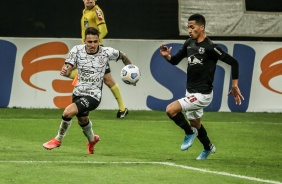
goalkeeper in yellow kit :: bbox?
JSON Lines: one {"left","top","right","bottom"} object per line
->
{"left": 69, "top": 0, "right": 128, "bottom": 118}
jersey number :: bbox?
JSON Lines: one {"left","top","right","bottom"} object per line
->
{"left": 188, "top": 95, "right": 197, "bottom": 103}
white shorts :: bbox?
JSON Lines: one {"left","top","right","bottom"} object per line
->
{"left": 178, "top": 91, "right": 213, "bottom": 120}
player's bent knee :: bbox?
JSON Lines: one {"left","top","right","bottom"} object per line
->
{"left": 166, "top": 107, "right": 175, "bottom": 117}
{"left": 189, "top": 119, "right": 201, "bottom": 129}
{"left": 104, "top": 80, "right": 116, "bottom": 88}
{"left": 77, "top": 116, "right": 89, "bottom": 126}
{"left": 103, "top": 73, "right": 116, "bottom": 87}
{"left": 62, "top": 111, "right": 73, "bottom": 119}
{"left": 63, "top": 103, "right": 78, "bottom": 118}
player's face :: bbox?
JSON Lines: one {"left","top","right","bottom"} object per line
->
{"left": 84, "top": 34, "right": 99, "bottom": 54}
{"left": 83, "top": 0, "right": 95, "bottom": 8}
{"left": 188, "top": 20, "right": 204, "bottom": 40}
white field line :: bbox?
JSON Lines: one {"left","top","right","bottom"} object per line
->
{"left": 0, "top": 161, "right": 281, "bottom": 184}
{"left": 1, "top": 118, "right": 281, "bottom": 125}
{"left": 160, "top": 162, "right": 282, "bottom": 184}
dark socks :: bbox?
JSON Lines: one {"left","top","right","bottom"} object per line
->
{"left": 169, "top": 112, "right": 193, "bottom": 134}
{"left": 62, "top": 116, "right": 72, "bottom": 121}
{"left": 197, "top": 124, "right": 212, "bottom": 150}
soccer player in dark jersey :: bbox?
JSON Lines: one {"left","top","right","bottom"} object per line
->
{"left": 160, "top": 14, "right": 244, "bottom": 160}
{"left": 43, "top": 27, "right": 134, "bottom": 154}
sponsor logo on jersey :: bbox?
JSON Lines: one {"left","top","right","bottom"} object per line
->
{"left": 80, "top": 97, "right": 90, "bottom": 108}
{"left": 188, "top": 55, "right": 203, "bottom": 65}
{"left": 81, "top": 69, "right": 94, "bottom": 74}
{"left": 198, "top": 47, "right": 205, "bottom": 54}
{"left": 213, "top": 47, "right": 222, "bottom": 55}
{"left": 95, "top": 9, "right": 103, "bottom": 21}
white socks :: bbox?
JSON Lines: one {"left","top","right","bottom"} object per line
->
{"left": 55, "top": 119, "right": 72, "bottom": 142}
{"left": 81, "top": 120, "right": 94, "bottom": 143}
{"left": 54, "top": 118, "right": 95, "bottom": 143}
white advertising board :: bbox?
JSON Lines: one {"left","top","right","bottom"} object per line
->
{"left": 0, "top": 37, "right": 281, "bottom": 112}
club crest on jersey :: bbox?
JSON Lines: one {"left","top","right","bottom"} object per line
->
{"left": 84, "top": 21, "right": 89, "bottom": 28}
{"left": 198, "top": 47, "right": 205, "bottom": 54}
{"left": 97, "top": 56, "right": 105, "bottom": 65}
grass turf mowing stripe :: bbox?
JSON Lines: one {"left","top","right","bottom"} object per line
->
{"left": 0, "top": 160, "right": 281, "bottom": 184}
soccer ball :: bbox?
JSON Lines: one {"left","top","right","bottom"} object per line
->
{"left": 120, "top": 64, "right": 141, "bottom": 85}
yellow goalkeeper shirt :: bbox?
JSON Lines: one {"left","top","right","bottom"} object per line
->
{"left": 81, "top": 5, "right": 107, "bottom": 45}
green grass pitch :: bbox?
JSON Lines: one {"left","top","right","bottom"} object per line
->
{"left": 0, "top": 108, "right": 281, "bottom": 184}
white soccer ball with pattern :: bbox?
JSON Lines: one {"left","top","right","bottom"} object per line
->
{"left": 120, "top": 64, "right": 141, "bottom": 85}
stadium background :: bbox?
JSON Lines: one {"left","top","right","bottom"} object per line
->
{"left": 0, "top": 0, "right": 282, "bottom": 112}
{"left": 0, "top": 2, "right": 281, "bottom": 183}
{"left": 1, "top": 0, "right": 282, "bottom": 41}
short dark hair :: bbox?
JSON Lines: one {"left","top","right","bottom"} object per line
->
{"left": 85, "top": 27, "right": 100, "bottom": 37}
{"left": 188, "top": 14, "right": 206, "bottom": 27}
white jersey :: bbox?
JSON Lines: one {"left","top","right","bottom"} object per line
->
{"left": 65, "top": 45, "right": 120, "bottom": 101}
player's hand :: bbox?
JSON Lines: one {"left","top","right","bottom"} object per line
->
{"left": 160, "top": 44, "right": 172, "bottom": 58}
{"left": 228, "top": 86, "right": 244, "bottom": 105}
{"left": 60, "top": 67, "right": 68, "bottom": 76}
{"left": 60, "top": 64, "right": 71, "bottom": 76}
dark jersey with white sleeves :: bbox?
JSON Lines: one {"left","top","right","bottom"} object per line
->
{"left": 65, "top": 45, "right": 119, "bottom": 101}
{"left": 169, "top": 37, "right": 238, "bottom": 94}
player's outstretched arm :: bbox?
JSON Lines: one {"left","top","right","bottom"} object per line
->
{"left": 119, "top": 51, "right": 132, "bottom": 66}
{"left": 228, "top": 79, "right": 244, "bottom": 105}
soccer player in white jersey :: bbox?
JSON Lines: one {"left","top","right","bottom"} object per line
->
{"left": 70, "top": 0, "right": 129, "bottom": 119}
{"left": 43, "top": 27, "right": 134, "bottom": 154}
